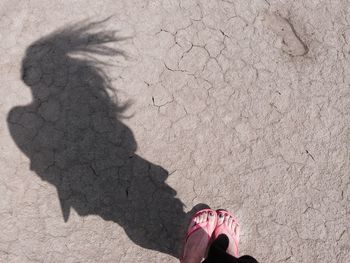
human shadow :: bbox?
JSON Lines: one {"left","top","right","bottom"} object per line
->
{"left": 7, "top": 20, "right": 186, "bottom": 257}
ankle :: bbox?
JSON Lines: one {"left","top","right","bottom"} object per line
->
{"left": 181, "top": 259, "right": 200, "bottom": 263}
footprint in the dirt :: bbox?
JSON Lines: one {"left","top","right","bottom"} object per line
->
{"left": 264, "top": 12, "right": 308, "bottom": 56}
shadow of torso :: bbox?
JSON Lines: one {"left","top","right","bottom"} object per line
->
{"left": 7, "top": 22, "right": 186, "bottom": 257}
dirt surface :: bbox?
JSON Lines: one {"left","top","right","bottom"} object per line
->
{"left": 1, "top": 0, "right": 349, "bottom": 262}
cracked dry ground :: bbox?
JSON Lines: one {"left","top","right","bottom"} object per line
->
{"left": 0, "top": 0, "right": 349, "bottom": 262}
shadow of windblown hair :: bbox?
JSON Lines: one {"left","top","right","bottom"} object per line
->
{"left": 22, "top": 19, "right": 129, "bottom": 116}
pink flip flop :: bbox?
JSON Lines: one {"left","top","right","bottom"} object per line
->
{"left": 181, "top": 208, "right": 218, "bottom": 260}
{"left": 213, "top": 209, "right": 240, "bottom": 257}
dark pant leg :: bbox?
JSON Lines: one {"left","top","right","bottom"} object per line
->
{"left": 238, "top": 256, "right": 259, "bottom": 263}
{"left": 202, "top": 234, "right": 259, "bottom": 263}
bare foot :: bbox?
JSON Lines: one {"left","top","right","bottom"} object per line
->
{"left": 213, "top": 210, "right": 240, "bottom": 257}
{"left": 181, "top": 209, "right": 217, "bottom": 263}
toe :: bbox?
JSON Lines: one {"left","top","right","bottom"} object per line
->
{"left": 224, "top": 215, "right": 230, "bottom": 225}
{"left": 208, "top": 211, "right": 216, "bottom": 230}
{"left": 229, "top": 217, "right": 234, "bottom": 229}
{"left": 227, "top": 216, "right": 232, "bottom": 228}
{"left": 217, "top": 213, "right": 224, "bottom": 225}
{"left": 208, "top": 210, "right": 216, "bottom": 223}
{"left": 194, "top": 214, "right": 200, "bottom": 224}
{"left": 188, "top": 217, "right": 197, "bottom": 232}
{"left": 202, "top": 211, "right": 208, "bottom": 223}
{"left": 199, "top": 212, "right": 205, "bottom": 223}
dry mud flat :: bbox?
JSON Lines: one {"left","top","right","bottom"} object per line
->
{"left": 264, "top": 12, "right": 308, "bottom": 56}
{"left": 0, "top": 0, "right": 349, "bottom": 262}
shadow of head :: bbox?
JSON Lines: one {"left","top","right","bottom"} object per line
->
{"left": 21, "top": 19, "right": 127, "bottom": 103}
{"left": 8, "top": 19, "right": 187, "bottom": 257}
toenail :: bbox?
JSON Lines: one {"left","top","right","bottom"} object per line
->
{"left": 209, "top": 212, "right": 214, "bottom": 216}
{"left": 219, "top": 213, "right": 224, "bottom": 218}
